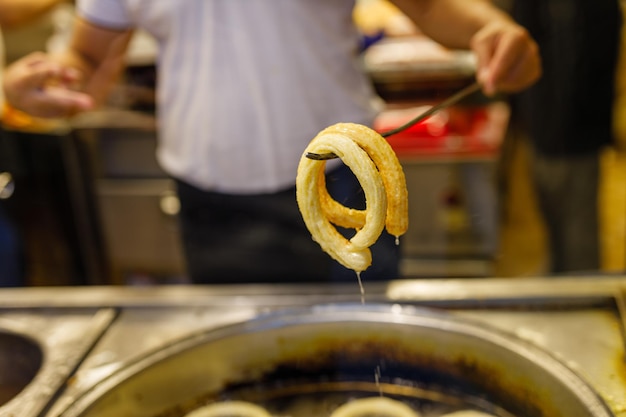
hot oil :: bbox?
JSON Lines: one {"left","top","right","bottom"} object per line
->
{"left": 159, "top": 381, "right": 513, "bottom": 417}
{"left": 156, "top": 311, "right": 524, "bottom": 417}
{"left": 245, "top": 391, "right": 460, "bottom": 417}
{"left": 154, "top": 334, "right": 517, "bottom": 417}
{"left": 250, "top": 391, "right": 481, "bottom": 417}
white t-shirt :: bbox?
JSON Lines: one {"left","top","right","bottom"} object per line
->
{"left": 77, "top": 0, "right": 381, "bottom": 193}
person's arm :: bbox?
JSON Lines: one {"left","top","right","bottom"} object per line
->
{"left": 3, "top": 16, "right": 133, "bottom": 118}
{"left": 63, "top": 17, "right": 134, "bottom": 103}
{"left": 0, "top": 0, "right": 66, "bottom": 29}
{"left": 389, "top": 0, "right": 541, "bottom": 95}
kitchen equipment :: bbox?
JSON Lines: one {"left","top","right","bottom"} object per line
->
{"left": 0, "top": 329, "right": 42, "bottom": 406}
{"left": 362, "top": 36, "right": 478, "bottom": 101}
{"left": 306, "top": 81, "right": 482, "bottom": 161}
{"left": 71, "top": 113, "right": 187, "bottom": 284}
{"left": 0, "top": 308, "right": 117, "bottom": 417}
{"left": 0, "top": 128, "right": 102, "bottom": 285}
{"left": 57, "top": 303, "right": 612, "bottom": 417}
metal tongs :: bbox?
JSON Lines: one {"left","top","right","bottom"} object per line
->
{"left": 306, "top": 81, "right": 482, "bottom": 160}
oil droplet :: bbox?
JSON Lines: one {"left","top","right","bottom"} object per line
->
{"left": 356, "top": 271, "right": 365, "bottom": 304}
{"left": 375, "top": 365, "right": 383, "bottom": 396}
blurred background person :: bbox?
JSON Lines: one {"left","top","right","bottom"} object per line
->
{"left": 3, "top": 0, "right": 541, "bottom": 284}
{"left": 0, "top": 0, "right": 69, "bottom": 286}
{"left": 500, "top": 0, "right": 622, "bottom": 274}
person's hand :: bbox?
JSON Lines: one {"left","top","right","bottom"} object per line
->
{"left": 3, "top": 52, "right": 95, "bottom": 118}
{"left": 470, "top": 20, "right": 542, "bottom": 96}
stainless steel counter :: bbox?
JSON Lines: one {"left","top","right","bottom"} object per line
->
{"left": 1, "top": 276, "right": 625, "bottom": 416}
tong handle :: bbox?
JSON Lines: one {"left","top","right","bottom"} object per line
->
{"left": 306, "top": 81, "right": 482, "bottom": 161}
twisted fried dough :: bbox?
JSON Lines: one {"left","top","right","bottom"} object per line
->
{"left": 329, "top": 396, "right": 421, "bottom": 417}
{"left": 184, "top": 401, "right": 272, "bottom": 417}
{"left": 296, "top": 123, "right": 408, "bottom": 272}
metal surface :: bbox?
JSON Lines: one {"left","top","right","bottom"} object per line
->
{"left": 0, "top": 278, "right": 623, "bottom": 416}
{"left": 399, "top": 160, "right": 498, "bottom": 277}
{"left": 306, "top": 81, "right": 482, "bottom": 160}
{"left": 55, "top": 303, "right": 613, "bottom": 417}
{"left": 95, "top": 178, "right": 186, "bottom": 282}
{"left": 615, "top": 289, "right": 626, "bottom": 360}
{"left": 0, "top": 277, "right": 624, "bottom": 309}
{"left": 72, "top": 121, "right": 185, "bottom": 284}
{"left": 0, "top": 330, "right": 42, "bottom": 406}
{"left": 0, "top": 172, "right": 15, "bottom": 199}
{"left": 0, "top": 308, "right": 117, "bottom": 417}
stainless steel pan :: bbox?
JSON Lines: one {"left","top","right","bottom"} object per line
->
{"left": 58, "top": 303, "right": 613, "bottom": 417}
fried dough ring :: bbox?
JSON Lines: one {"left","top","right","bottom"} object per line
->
{"left": 184, "top": 401, "right": 272, "bottom": 417}
{"left": 329, "top": 396, "right": 421, "bottom": 417}
{"left": 296, "top": 122, "right": 408, "bottom": 272}
{"left": 317, "top": 123, "right": 408, "bottom": 237}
